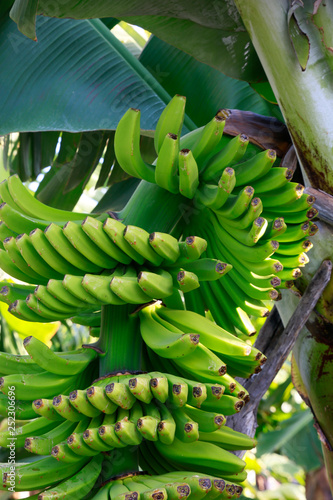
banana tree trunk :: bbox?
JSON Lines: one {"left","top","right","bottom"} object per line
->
{"left": 233, "top": 0, "right": 333, "bottom": 194}
{"left": 233, "top": 0, "right": 333, "bottom": 488}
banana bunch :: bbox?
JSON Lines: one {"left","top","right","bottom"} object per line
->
{"left": 0, "top": 368, "right": 253, "bottom": 492}
{"left": 89, "top": 472, "right": 244, "bottom": 499}
{"left": 0, "top": 186, "right": 211, "bottom": 285}
{"left": 0, "top": 232, "right": 230, "bottom": 323}
{"left": 114, "top": 95, "right": 318, "bottom": 336}
{"left": 0, "top": 315, "right": 258, "bottom": 495}
{"left": 1, "top": 454, "right": 103, "bottom": 496}
{"left": 141, "top": 303, "right": 265, "bottom": 383}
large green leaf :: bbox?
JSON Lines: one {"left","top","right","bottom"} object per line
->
{"left": 9, "top": 0, "right": 266, "bottom": 82}
{"left": 0, "top": 15, "right": 196, "bottom": 135}
{"left": 257, "top": 410, "right": 314, "bottom": 457}
{"left": 139, "top": 35, "right": 282, "bottom": 126}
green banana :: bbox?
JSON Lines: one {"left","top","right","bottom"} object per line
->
{"left": 276, "top": 239, "right": 313, "bottom": 256}
{"left": 103, "top": 218, "right": 145, "bottom": 264}
{"left": 0, "top": 370, "right": 81, "bottom": 400}
{"left": 171, "top": 343, "right": 227, "bottom": 385}
{"left": 195, "top": 167, "right": 236, "bottom": 210}
{"left": 201, "top": 394, "right": 245, "bottom": 415}
{"left": 107, "top": 480, "right": 130, "bottom": 499}
{"left": 213, "top": 186, "right": 254, "bottom": 220}
{"left": 215, "top": 196, "right": 263, "bottom": 230}
{"left": 0, "top": 394, "right": 36, "bottom": 419}
{"left": 261, "top": 217, "right": 287, "bottom": 241}
{"left": 175, "top": 269, "right": 200, "bottom": 293}
{"left": 137, "top": 413, "right": 160, "bottom": 442}
{"left": 181, "top": 379, "right": 207, "bottom": 408}
{"left": 149, "top": 371, "right": 169, "bottom": 403}
{"left": 124, "top": 225, "right": 164, "bottom": 266}
{"left": 139, "top": 305, "right": 200, "bottom": 359}
{"left": 233, "top": 148, "right": 276, "bottom": 186}
{"left": 184, "top": 405, "right": 225, "bottom": 433}
{"left": 53, "top": 394, "right": 84, "bottom": 422}
{"left": 155, "top": 133, "right": 179, "bottom": 193}
{"left": 191, "top": 114, "right": 225, "bottom": 168}
{"left": 0, "top": 349, "right": 43, "bottom": 375}
{"left": 263, "top": 206, "right": 318, "bottom": 224}
{"left": 32, "top": 398, "right": 64, "bottom": 420}
{"left": 7, "top": 175, "right": 89, "bottom": 222}
{"left": 148, "top": 232, "right": 180, "bottom": 263}
{"left": 67, "top": 417, "right": 100, "bottom": 456}
{"left": 156, "top": 306, "right": 259, "bottom": 360}
{"left": 105, "top": 378, "right": 137, "bottom": 409}
{"left": 63, "top": 221, "right": 117, "bottom": 269}
{"left": 8, "top": 298, "right": 48, "bottom": 322}
{"left": 62, "top": 274, "right": 101, "bottom": 304}
{"left": 45, "top": 222, "right": 102, "bottom": 272}
{"left": 179, "top": 148, "right": 199, "bottom": 199}
{"left": 154, "top": 94, "right": 186, "bottom": 153}
{"left": 127, "top": 373, "right": 154, "bottom": 404}
{"left": 47, "top": 278, "right": 89, "bottom": 307}
{"left": 209, "top": 213, "right": 279, "bottom": 263}
{"left": 83, "top": 415, "right": 113, "bottom": 452}
{"left": 221, "top": 216, "right": 268, "bottom": 247}
{"left": 154, "top": 436, "right": 246, "bottom": 475}
{"left": 0, "top": 274, "right": 24, "bottom": 303}
{"left": 24, "top": 419, "right": 76, "bottom": 455}
{"left": 0, "top": 202, "right": 54, "bottom": 234}
{"left": 98, "top": 413, "right": 126, "bottom": 449}
{"left": 0, "top": 179, "right": 23, "bottom": 211}
{"left": 164, "top": 475, "right": 213, "bottom": 500}
{"left": 39, "top": 454, "right": 103, "bottom": 498}
{"left": 51, "top": 441, "right": 84, "bottom": 463}
{"left": 273, "top": 252, "right": 309, "bottom": 268}
{"left": 0, "top": 455, "right": 89, "bottom": 492}
{"left": 279, "top": 194, "right": 316, "bottom": 216}
{"left": 29, "top": 227, "right": 83, "bottom": 276}
{"left": 174, "top": 236, "right": 207, "bottom": 265}
{"left": 82, "top": 215, "right": 132, "bottom": 264}
{"left": 86, "top": 384, "right": 118, "bottom": 414}
{"left": 114, "top": 107, "right": 155, "bottom": 182}
{"left": 23, "top": 336, "right": 96, "bottom": 375}
{"left": 25, "top": 293, "right": 74, "bottom": 321}
{"left": 165, "top": 373, "right": 189, "bottom": 407}
{"left": 259, "top": 184, "right": 307, "bottom": 208}
{"left": 34, "top": 285, "right": 80, "bottom": 313}
{"left": 250, "top": 167, "right": 293, "bottom": 192}
{"left": 172, "top": 406, "right": 199, "bottom": 443}
{"left": 3, "top": 237, "right": 47, "bottom": 283}
{"left": 0, "top": 416, "right": 58, "bottom": 448}
{"left": 110, "top": 275, "right": 152, "bottom": 304}
{"left": 157, "top": 401, "right": 176, "bottom": 445}
{"left": 180, "top": 258, "right": 231, "bottom": 281}
{"left": 138, "top": 269, "right": 174, "bottom": 299}
{"left": 115, "top": 403, "right": 143, "bottom": 445}
{"left": 0, "top": 221, "right": 18, "bottom": 243}
{"left": 202, "top": 133, "right": 249, "bottom": 182}
{"left": 15, "top": 233, "right": 64, "bottom": 280}
{"left": 199, "top": 425, "right": 256, "bottom": 451}
{"left": 82, "top": 273, "right": 126, "bottom": 305}
{"left": 69, "top": 389, "right": 101, "bottom": 417}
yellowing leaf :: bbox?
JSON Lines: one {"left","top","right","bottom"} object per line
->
{"left": 0, "top": 303, "right": 60, "bottom": 346}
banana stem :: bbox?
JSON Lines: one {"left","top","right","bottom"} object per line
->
{"left": 98, "top": 305, "right": 141, "bottom": 376}
{"left": 118, "top": 181, "right": 191, "bottom": 233}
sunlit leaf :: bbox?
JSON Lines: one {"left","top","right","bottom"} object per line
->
{"left": 0, "top": 302, "right": 60, "bottom": 346}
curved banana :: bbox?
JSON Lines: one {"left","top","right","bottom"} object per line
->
{"left": 114, "top": 107, "right": 155, "bottom": 183}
